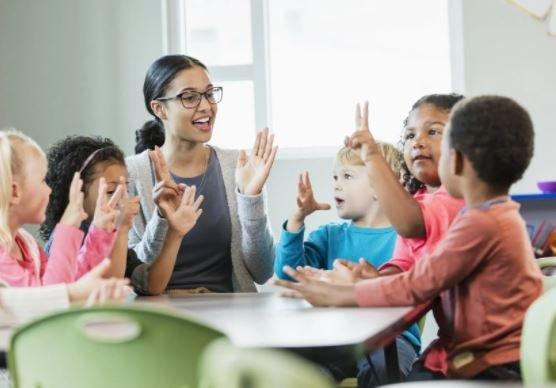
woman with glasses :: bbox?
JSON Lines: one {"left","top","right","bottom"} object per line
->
{"left": 126, "top": 55, "right": 277, "bottom": 294}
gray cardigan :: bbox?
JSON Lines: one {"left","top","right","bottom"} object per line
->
{"left": 126, "top": 148, "right": 275, "bottom": 293}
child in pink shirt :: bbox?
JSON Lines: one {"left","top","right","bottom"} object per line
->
{"left": 277, "top": 95, "right": 543, "bottom": 382}
{"left": 0, "top": 129, "right": 120, "bottom": 287}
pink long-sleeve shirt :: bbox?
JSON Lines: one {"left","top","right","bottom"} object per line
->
{"left": 0, "top": 223, "right": 116, "bottom": 287}
{"left": 355, "top": 199, "right": 543, "bottom": 377}
{"left": 381, "top": 186, "right": 464, "bottom": 272}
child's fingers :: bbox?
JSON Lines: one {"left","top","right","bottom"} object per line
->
{"left": 119, "top": 176, "right": 128, "bottom": 199}
{"left": 361, "top": 101, "right": 369, "bottom": 130}
{"left": 317, "top": 202, "right": 331, "bottom": 210}
{"left": 355, "top": 102, "right": 361, "bottom": 130}
{"left": 273, "top": 278, "right": 303, "bottom": 292}
{"left": 283, "top": 265, "right": 308, "bottom": 283}
{"left": 279, "top": 290, "right": 304, "bottom": 299}
{"left": 107, "top": 184, "right": 125, "bottom": 209}
{"left": 97, "top": 177, "right": 107, "bottom": 208}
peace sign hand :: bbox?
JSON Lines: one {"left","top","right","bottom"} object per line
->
{"left": 115, "top": 177, "right": 140, "bottom": 230}
{"left": 345, "top": 101, "right": 381, "bottom": 163}
{"left": 60, "top": 172, "right": 89, "bottom": 228}
{"left": 91, "top": 177, "right": 124, "bottom": 232}
{"left": 149, "top": 146, "right": 183, "bottom": 217}
{"left": 235, "top": 127, "right": 278, "bottom": 196}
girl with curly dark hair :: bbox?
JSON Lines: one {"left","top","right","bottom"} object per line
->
{"left": 41, "top": 136, "right": 203, "bottom": 294}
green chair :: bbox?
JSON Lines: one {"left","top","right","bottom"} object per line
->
{"left": 199, "top": 338, "right": 336, "bottom": 388}
{"left": 537, "top": 256, "right": 556, "bottom": 291}
{"left": 521, "top": 286, "right": 556, "bottom": 386}
{"left": 8, "top": 304, "right": 225, "bottom": 388}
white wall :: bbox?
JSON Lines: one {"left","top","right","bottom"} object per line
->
{"left": 0, "top": 0, "right": 162, "bottom": 154}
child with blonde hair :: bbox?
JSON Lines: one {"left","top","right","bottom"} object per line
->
{"left": 274, "top": 142, "right": 419, "bottom": 383}
{"left": 0, "top": 129, "right": 120, "bottom": 286}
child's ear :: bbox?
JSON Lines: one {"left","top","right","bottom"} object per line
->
{"left": 10, "top": 182, "right": 22, "bottom": 206}
{"left": 451, "top": 149, "right": 464, "bottom": 176}
{"left": 150, "top": 100, "right": 167, "bottom": 121}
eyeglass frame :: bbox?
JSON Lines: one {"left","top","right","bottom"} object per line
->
{"left": 156, "top": 86, "right": 223, "bottom": 109}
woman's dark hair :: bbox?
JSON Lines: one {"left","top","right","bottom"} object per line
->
{"left": 399, "top": 93, "right": 465, "bottom": 194}
{"left": 135, "top": 55, "right": 208, "bottom": 154}
{"left": 39, "top": 136, "right": 125, "bottom": 242}
{"left": 449, "top": 95, "right": 534, "bottom": 190}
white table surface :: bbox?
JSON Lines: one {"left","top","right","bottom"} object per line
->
{"left": 1, "top": 292, "right": 416, "bottom": 353}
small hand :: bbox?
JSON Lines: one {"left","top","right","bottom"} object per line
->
{"left": 92, "top": 177, "right": 124, "bottom": 232}
{"left": 235, "top": 127, "right": 278, "bottom": 195}
{"left": 334, "top": 258, "right": 380, "bottom": 280}
{"left": 60, "top": 172, "right": 88, "bottom": 228}
{"left": 162, "top": 185, "right": 204, "bottom": 236}
{"left": 274, "top": 266, "right": 357, "bottom": 307}
{"left": 117, "top": 177, "right": 140, "bottom": 230}
{"left": 293, "top": 171, "right": 331, "bottom": 221}
{"left": 67, "top": 258, "right": 131, "bottom": 304}
{"left": 345, "top": 102, "right": 380, "bottom": 163}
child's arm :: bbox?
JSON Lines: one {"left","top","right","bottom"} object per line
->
{"left": 75, "top": 178, "right": 122, "bottom": 278}
{"left": 104, "top": 179, "right": 141, "bottom": 278}
{"left": 135, "top": 185, "right": 204, "bottom": 295}
{"left": 42, "top": 173, "right": 88, "bottom": 285}
{"left": 347, "top": 102, "right": 425, "bottom": 238}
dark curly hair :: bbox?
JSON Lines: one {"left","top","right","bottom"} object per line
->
{"left": 135, "top": 54, "right": 208, "bottom": 154}
{"left": 39, "top": 136, "right": 125, "bottom": 242}
{"left": 449, "top": 95, "right": 534, "bottom": 190}
{"left": 399, "top": 93, "right": 465, "bottom": 194}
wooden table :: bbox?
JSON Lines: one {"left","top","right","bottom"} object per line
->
{"left": 1, "top": 292, "right": 427, "bottom": 380}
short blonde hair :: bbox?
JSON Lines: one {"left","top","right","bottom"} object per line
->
{"left": 0, "top": 128, "right": 44, "bottom": 248}
{"left": 336, "top": 142, "right": 402, "bottom": 177}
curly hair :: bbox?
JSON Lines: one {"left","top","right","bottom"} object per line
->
{"left": 449, "top": 96, "right": 534, "bottom": 190}
{"left": 39, "top": 136, "right": 125, "bottom": 242}
{"left": 399, "top": 93, "right": 465, "bottom": 194}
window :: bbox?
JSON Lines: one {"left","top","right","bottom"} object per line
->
{"left": 172, "top": 0, "right": 452, "bottom": 154}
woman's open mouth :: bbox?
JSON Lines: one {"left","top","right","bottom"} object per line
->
{"left": 193, "top": 117, "right": 211, "bottom": 132}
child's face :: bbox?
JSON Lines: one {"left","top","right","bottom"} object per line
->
{"left": 83, "top": 162, "right": 128, "bottom": 221}
{"left": 333, "top": 163, "right": 377, "bottom": 221}
{"left": 155, "top": 66, "right": 218, "bottom": 144}
{"left": 16, "top": 149, "right": 51, "bottom": 224}
{"left": 438, "top": 124, "right": 463, "bottom": 198}
{"left": 402, "top": 103, "right": 448, "bottom": 188}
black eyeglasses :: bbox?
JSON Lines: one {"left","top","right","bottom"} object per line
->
{"left": 156, "top": 86, "right": 223, "bottom": 109}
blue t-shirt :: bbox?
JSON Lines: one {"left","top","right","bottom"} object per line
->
{"left": 274, "top": 221, "right": 421, "bottom": 351}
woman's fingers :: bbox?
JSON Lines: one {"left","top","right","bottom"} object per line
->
{"left": 251, "top": 131, "right": 262, "bottom": 159}
{"left": 262, "top": 132, "right": 274, "bottom": 161}
{"left": 257, "top": 127, "right": 268, "bottom": 158}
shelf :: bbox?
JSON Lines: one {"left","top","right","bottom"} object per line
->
{"left": 511, "top": 193, "right": 556, "bottom": 201}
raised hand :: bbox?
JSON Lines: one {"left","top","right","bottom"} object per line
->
{"left": 149, "top": 146, "right": 183, "bottom": 217}
{"left": 235, "top": 127, "right": 278, "bottom": 195}
{"left": 345, "top": 101, "right": 380, "bottom": 163}
{"left": 60, "top": 172, "right": 89, "bottom": 228}
{"left": 162, "top": 185, "right": 204, "bottom": 237}
{"left": 116, "top": 177, "right": 140, "bottom": 230}
{"left": 295, "top": 171, "right": 331, "bottom": 219}
{"left": 92, "top": 177, "right": 124, "bottom": 232}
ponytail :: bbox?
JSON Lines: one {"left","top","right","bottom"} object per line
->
{"left": 135, "top": 119, "right": 165, "bottom": 154}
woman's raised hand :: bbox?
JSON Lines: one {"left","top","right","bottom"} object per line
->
{"left": 149, "top": 146, "right": 183, "bottom": 217}
{"left": 235, "top": 127, "right": 278, "bottom": 195}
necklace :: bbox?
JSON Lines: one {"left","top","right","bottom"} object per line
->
{"left": 193, "top": 146, "right": 211, "bottom": 197}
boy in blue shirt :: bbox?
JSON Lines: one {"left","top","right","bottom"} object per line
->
{"left": 275, "top": 143, "right": 420, "bottom": 385}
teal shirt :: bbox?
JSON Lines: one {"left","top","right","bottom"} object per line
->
{"left": 274, "top": 221, "right": 421, "bottom": 351}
